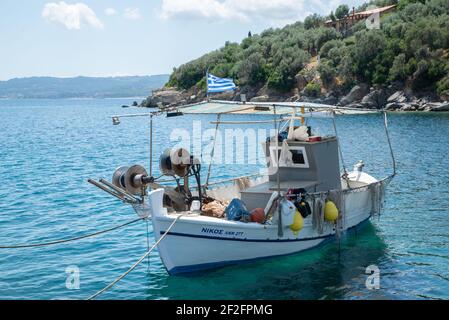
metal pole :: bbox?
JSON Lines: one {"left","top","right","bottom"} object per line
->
{"left": 383, "top": 111, "right": 396, "bottom": 177}
{"left": 274, "top": 105, "right": 283, "bottom": 238}
{"left": 205, "top": 113, "right": 221, "bottom": 187}
{"left": 331, "top": 109, "right": 351, "bottom": 189}
{"left": 150, "top": 114, "right": 153, "bottom": 177}
{"left": 206, "top": 68, "right": 210, "bottom": 101}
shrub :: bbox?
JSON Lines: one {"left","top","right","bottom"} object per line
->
{"left": 335, "top": 5, "right": 349, "bottom": 19}
{"left": 304, "top": 14, "right": 324, "bottom": 30}
{"left": 437, "top": 74, "right": 449, "bottom": 98}
{"left": 303, "top": 82, "right": 321, "bottom": 97}
{"left": 318, "top": 59, "right": 336, "bottom": 87}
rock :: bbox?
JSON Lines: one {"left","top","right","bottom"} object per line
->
{"left": 386, "top": 81, "right": 404, "bottom": 96}
{"left": 403, "top": 87, "right": 415, "bottom": 100}
{"left": 212, "top": 90, "right": 236, "bottom": 101}
{"left": 339, "top": 84, "right": 369, "bottom": 106}
{"left": 385, "top": 102, "right": 401, "bottom": 111}
{"left": 360, "top": 88, "right": 387, "bottom": 109}
{"left": 322, "top": 95, "right": 338, "bottom": 105}
{"left": 426, "top": 102, "right": 449, "bottom": 112}
{"left": 399, "top": 103, "right": 416, "bottom": 112}
{"left": 387, "top": 91, "right": 407, "bottom": 103}
{"left": 295, "top": 74, "right": 308, "bottom": 91}
{"left": 250, "top": 95, "right": 270, "bottom": 102}
{"left": 155, "top": 89, "right": 183, "bottom": 105}
{"left": 346, "top": 102, "right": 365, "bottom": 109}
{"left": 285, "top": 95, "right": 300, "bottom": 102}
{"left": 143, "top": 88, "right": 183, "bottom": 108}
{"left": 132, "top": 101, "right": 138, "bottom": 107}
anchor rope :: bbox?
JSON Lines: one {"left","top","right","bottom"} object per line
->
{"left": 87, "top": 214, "right": 183, "bottom": 300}
{"left": 0, "top": 218, "right": 143, "bottom": 249}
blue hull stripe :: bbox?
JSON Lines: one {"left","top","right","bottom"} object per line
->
{"left": 159, "top": 231, "right": 331, "bottom": 242}
{"left": 161, "top": 217, "right": 371, "bottom": 275}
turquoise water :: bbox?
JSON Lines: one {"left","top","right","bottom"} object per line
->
{"left": 0, "top": 99, "right": 447, "bottom": 300}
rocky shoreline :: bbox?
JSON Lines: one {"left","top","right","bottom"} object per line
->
{"left": 140, "top": 84, "right": 449, "bottom": 112}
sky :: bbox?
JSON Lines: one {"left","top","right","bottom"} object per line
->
{"left": 0, "top": 0, "right": 364, "bottom": 80}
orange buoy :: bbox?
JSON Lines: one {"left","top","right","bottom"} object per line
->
{"left": 250, "top": 208, "right": 265, "bottom": 223}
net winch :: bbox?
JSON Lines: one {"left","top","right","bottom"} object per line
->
{"left": 88, "top": 147, "right": 203, "bottom": 212}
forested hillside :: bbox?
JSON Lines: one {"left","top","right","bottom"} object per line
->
{"left": 165, "top": 0, "right": 449, "bottom": 103}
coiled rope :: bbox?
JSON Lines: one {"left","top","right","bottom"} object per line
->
{"left": 87, "top": 214, "right": 183, "bottom": 300}
{"left": 0, "top": 218, "right": 142, "bottom": 249}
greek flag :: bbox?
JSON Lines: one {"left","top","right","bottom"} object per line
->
{"left": 207, "top": 73, "right": 236, "bottom": 93}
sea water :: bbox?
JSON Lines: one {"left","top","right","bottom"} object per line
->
{"left": 0, "top": 99, "right": 447, "bottom": 300}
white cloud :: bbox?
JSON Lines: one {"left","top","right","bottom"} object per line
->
{"left": 159, "top": 0, "right": 356, "bottom": 25}
{"left": 42, "top": 2, "right": 104, "bottom": 30}
{"left": 124, "top": 8, "right": 141, "bottom": 20}
{"left": 159, "top": 0, "right": 309, "bottom": 25}
{"left": 105, "top": 8, "right": 117, "bottom": 16}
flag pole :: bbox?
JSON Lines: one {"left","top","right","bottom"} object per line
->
{"left": 206, "top": 68, "right": 210, "bottom": 102}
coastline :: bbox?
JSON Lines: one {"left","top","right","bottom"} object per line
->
{"left": 140, "top": 86, "right": 449, "bottom": 113}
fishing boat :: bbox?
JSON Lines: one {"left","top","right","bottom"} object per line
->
{"left": 88, "top": 100, "right": 395, "bottom": 275}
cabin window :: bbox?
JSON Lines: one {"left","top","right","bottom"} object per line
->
{"left": 269, "top": 146, "right": 309, "bottom": 168}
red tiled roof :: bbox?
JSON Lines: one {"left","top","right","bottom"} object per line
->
{"left": 357, "top": 4, "right": 396, "bottom": 16}
{"left": 325, "top": 4, "right": 396, "bottom": 24}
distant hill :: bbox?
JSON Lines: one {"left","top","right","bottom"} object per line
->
{"left": 0, "top": 75, "right": 169, "bottom": 99}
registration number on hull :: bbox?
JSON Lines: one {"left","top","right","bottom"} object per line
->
{"left": 201, "top": 227, "right": 244, "bottom": 237}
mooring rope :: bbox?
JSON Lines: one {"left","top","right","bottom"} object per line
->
{"left": 0, "top": 218, "right": 143, "bottom": 249}
{"left": 87, "top": 214, "right": 183, "bottom": 300}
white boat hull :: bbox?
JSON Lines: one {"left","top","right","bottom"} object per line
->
{"left": 141, "top": 183, "right": 375, "bottom": 275}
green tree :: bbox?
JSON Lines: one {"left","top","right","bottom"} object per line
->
{"left": 335, "top": 4, "right": 350, "bottom": 19}
{"left": 389, "top": 53, "right": 407, "bottom": 81}
{"left": 235, "top": 52, "right": 268, "bottom": 86}
{"left": 318, "top": 59, "right": 337, "bottom": 87}
{"left": 437, "top": 74, "right": 449, "bottom": 98}
{"left": 303, "top": 82, "right": 321, "bottom": 97}
{"left": 304, "top": 14, "right": 324, "bottom": 29}
{"left": 351, "top": 30, "right": 387, "bottom": 82}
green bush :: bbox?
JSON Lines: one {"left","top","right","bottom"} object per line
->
{"left": 304, "top": 14, "right": 324, "bottom": 30}
{"left": 437, "top": 74, "right": 449, "bottom": 98}
{"left": 318, "top": 59, "right": 336, "bottom": 87}
{"left": 304, "top": 82, "right": 321, "bottom": 97}
{"left": 335, "top": 5, "right": 349, "bottom": 19}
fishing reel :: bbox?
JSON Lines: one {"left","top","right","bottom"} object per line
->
{"left": 159, "top": 148, "right": 203, "bottom": 208}
{"left": 112, "top": 165, "right": 155, "bottom": 196}
{"left": 160, "top": 148, "right": 195, "bottom": 177}
{"left": 87, "top": 164, "right": 154, "bottom": 206}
